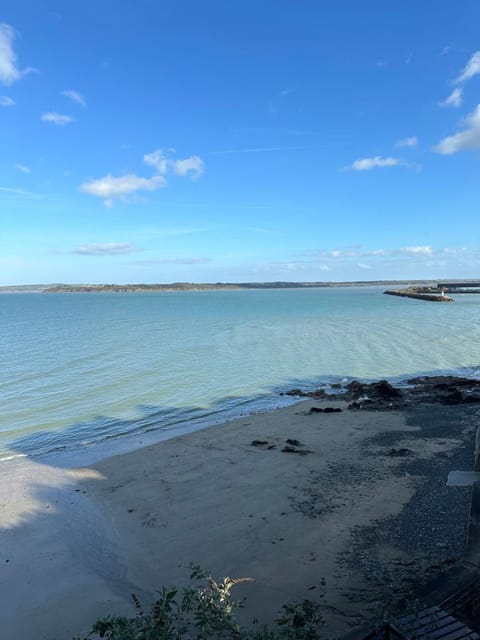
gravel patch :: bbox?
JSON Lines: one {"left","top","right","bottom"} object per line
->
{"left": 338, "top": 404, "right": 478, "bottom": 618}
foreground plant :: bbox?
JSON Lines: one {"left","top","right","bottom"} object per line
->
{"left": 74, "top": 564, "right": 323, "bottom": 640}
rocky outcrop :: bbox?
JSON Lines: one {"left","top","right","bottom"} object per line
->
{"left": 346, "top": 380, "right": 405, "bottom": 411}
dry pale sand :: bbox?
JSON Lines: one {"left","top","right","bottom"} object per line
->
{"left": 0, "top": 397, "right": 475, "bottom": 640}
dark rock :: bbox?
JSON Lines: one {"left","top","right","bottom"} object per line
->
{"left": 251, "top": 440, "right": 269, "bottom": 446}
{"left": 323, "top": 407, "right": 342, "bottom": 413}
{"left": 310, "top": 407, "right": 324, "bottom": 413}
{"left": 347, "top": 379, "right": 402, "bottom": 400}
{"left": 440, "top": 390, "right": 463, "bottom": 405}
{"left": 281, "top": 445, "right": 312, "bottom": 455}
{"left": 284, "top": 388, "right": 309, "bottom": 396}
{"left": 286, "top": 438, "right": 302, "bottom": 446}
{"left": 310, "top": 389, "right": 328, "bottom": 399}
{"left": 345, "top": 379, "right": 404, "bottom": 410}
{"left": 407, "top": 375, "right": 480, "bottom": 388}
{"left": 385, "top": 448, "right": 414, "bottom": 457}
{"left": 284, "top": 388, "right": 327, "bottom": 398}
{"left": 462, "top": 393, "right": 480, "bottom": 403}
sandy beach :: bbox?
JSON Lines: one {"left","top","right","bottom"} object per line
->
{"left": 0, "top": 384, "right": 478, "bottom": 639}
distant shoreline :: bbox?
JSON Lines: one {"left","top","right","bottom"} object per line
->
{"left": 0, "top": 279, "right": 470, "bottom": 294}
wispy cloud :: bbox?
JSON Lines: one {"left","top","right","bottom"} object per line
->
{"left": 0, "top": 95, "right": 14, "bottom": 106}
{"left": 41, "top": 112, "right": 75, "bottom": 126}
{"left": 132, "top": 257, "right": 211, "bottom": 265}
{"left": 344, "top": 156, "right": 403, "bottom": 171}
{"left": 304, "top": 249, "right": 360, "bottom": 259}
{"left": 304, "top": 245, "right": 436, "bottom": 260}
{"left": 79, "top": 174, "right": 166, "bottom": 208}
{"left": 398, "top": 245, "right": 433, "bottom": 255}
{"left": 357, "top": 263, "right": 372, "bottom": 269}
{"left": 15, "top": 163, "right": 30, "bottom": 173}
{"left": 0, "top": 22, "right": 36, "bottom": 85}
{"left": 434, "top": 104, "right": 480, "bottom": 154}
{"left": 396, "top": 136, "right": 418, "bottom": 148}
{"left": 72, "top": 242, "right": 141, "bottom": 256}
{"left": 61, "top": 89, "right": 87, "bottom": 107}
{"left": 0, "top": 186, "right": 41, "bottom": 198}
{"left": 455, "top": 51, "right": 480, "bottom": 84}
{"left": 81, "top": 149, "right": 205, "bottom": 207}
{"left": 439, "top": 87, "right": 463, "bottom": 108}
{"left": 207, "top": 145, "right": 313, "bottom": 155}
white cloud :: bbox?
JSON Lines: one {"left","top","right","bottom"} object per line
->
{"left": 357, "top": 263, "right": 372, "bottom": 269}
{"left": 396, "top": 136, "right": 418, "bottom": 147}
{"left": 443, "top": 247, "right": 467, "bottom": 254}
{"left": 171, "top": 155, "right": 204, "bottom": 179}
{"left": 306, "top": 245, "right": 439, "bottom": 260}
{"left": 456, "top": 51, "right": 480, "bottom": 84}
{"left": 79, "top": 173, "right": 166, "bottom": 207}
{"left": 399, "top": 245, "right": 433, "bottom": 255}
{"left": 61, "top": 89, "right": 86, "bottom": 107}
{"left": 439, "top": 87, "right": 463, "bottom": 108}
{"left": 303, "top": 249, "right": 360, "bottom": 259}
{"left": 15, "top": 163, "right": 30, "bottom": 173}
{"left": 365, "top": 249, "right": 387, "bottom": 256}
{"left": 143, "top": 149, "right": 169, "bottom": 174}
{"left": 0, "top": 95, "right": 14, "bottom": 106}
{"left": 144, "top": 149, "right": 204, "bottom": 179}
{"left": 80, "top": 149, "right": 205, "bottom": 207}
{"left": 433, "top": 104, "right": 480, "bottom": 155}
{"left": 345, "top": 156, "right": 402, "bottom": 171}
{"left": 73, "top": 242, "right": 141, "bottom": 256}
{"left": 133, "top": 257, "right": 211, "bottom": 265}
{"left": 0, "top": 22, "right": 36, "bottom": 85}
{"left": 41, "top": 112, "right": 75, "bottom": 126}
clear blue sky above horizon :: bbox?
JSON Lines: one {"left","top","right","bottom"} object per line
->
{"left": 1, "top": 1, "right": 479, "bottom": 285}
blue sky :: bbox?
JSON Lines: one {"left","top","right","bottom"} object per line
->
{"left": 1, "top": 1, "right": 479, "bottom": 285}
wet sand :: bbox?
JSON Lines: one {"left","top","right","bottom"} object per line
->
{"left": 0, "top": 396, "right": 477, "bottom": 639}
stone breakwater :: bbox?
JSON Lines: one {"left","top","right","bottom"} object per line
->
{"left": 384, "top": 288, "right": 453, "bottom": 302}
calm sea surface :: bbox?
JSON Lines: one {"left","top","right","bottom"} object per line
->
{"left": 1, "top": 287, "right": 480, "bottom": 462}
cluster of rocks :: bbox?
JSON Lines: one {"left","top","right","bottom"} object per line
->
{"left": 284, "top": 376, "right": 480, "bottom": 411}
{"left": 407, "top": 375, "right": 480, "bottom": 406}
{"left": 250, "top": 438, "right": 312, "bottom": 455}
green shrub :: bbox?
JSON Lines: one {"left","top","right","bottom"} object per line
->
{"left": 74, "top": 564, "right": 323, "bottom": 640}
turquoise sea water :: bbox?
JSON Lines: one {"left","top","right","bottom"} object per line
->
{"left": 1, "top": 287, "right": 480, "bottom": 462}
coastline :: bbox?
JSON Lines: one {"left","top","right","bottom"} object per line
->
{"left": 1, "top": 379, "right": 479, "bottom": 639}
{"left": 3, "top": 366, "right": 480, "bottom": 466}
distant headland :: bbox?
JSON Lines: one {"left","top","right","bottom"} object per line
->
{"left": 1, "top": 279, "right": 474, "bottom": 293}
